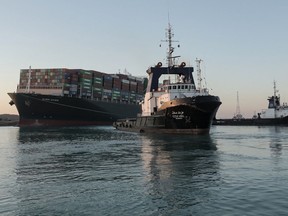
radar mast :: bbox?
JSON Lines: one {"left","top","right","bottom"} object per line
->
{"left": 161, "top": 21, "right": 180, "bottom": 67}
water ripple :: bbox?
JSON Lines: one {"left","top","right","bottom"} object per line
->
{"left": 1, "top": 126, "right": 288, "bottom": 215}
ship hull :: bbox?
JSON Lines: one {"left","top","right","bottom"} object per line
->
{"left": 8, "top": 93, "right": 141, "bottom": 126}
{"left": 213, "top": 116, "right": 288, "bottom": 126}
{"left": 114, "top": 96, "right": 221, "bottom": 134}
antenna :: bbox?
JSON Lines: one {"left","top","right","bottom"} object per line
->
{"left": 196, "top": 58, "right": 203, "bottom": 92}
{"left": 160, "top": 20, "right": 180, "bottom": 67}
{"left": 233, "top": 91, "right": 244, "bottom": 119}
{"left": 236, "top": 91, "right": 241, "bottom": 116}
{"left": 273, "top": 80, "right": 277, "bottom": 106}
{"left": 273, "top": 80, "right": 278, "bottom": 118}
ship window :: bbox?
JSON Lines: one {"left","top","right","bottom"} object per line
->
{"left": 178, "top": 85, "right": 181, "bottom": 89}
{"left": 173, "top": 86, "right": 176, "bottom": 89}
{"left": 181, "top": 85, "right": 184, "bottom": 89}
{"left": 185, "top": 85, "right": 188, "bottom": 89}
{"left": 168, "top": 86, "right": 171, "bottom": 90}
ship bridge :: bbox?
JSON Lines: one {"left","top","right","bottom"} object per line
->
{"left": 161, "top": 83, "right": 196, "bottom": 93}
{"left": 146, "top": 65, "right": 195, "bottom": 93}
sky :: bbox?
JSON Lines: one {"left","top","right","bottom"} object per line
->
{"left": 1, "top": 0, "right": 288, "bottom": 118}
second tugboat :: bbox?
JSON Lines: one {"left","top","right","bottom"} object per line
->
{"left": 213, "top": 81, "right": 288, "bottom": 126}
{"left": 114, "top": 23, "right": 221, "bottom": 134}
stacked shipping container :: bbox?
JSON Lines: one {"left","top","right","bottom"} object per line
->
{"left": 19, "top": 68, "right": 65, "bottom": 89}
{"left": 17, "top": 68, "right": 146, "bottom": 104}
{"left": 79, "top": 70, "right": 93, "bottom": 97}
{"left": 93, "top": 71, "right": 104, "bottom": 100}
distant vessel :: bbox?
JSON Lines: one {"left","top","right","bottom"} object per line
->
{"left": 214, "top": 81, "right": 288, "bottom": 126}
{"left": 8, "top": 67, "right": 147, "bottom": 126}
{"left": 113, "top": 23, "right": 222, "bottom": 134}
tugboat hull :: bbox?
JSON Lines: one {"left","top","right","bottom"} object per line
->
{"left": 213, "top": 116, "right": 288, "bottom": 126}
{"left": 114, "top": 96, "right": 221, "bottom": 134}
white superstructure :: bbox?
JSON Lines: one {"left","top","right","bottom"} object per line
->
{"left": 141, "top": 61, "right": 210, "bottom": 117}
{"left": 260, "top": 81, "right": 288, "bottom": 119}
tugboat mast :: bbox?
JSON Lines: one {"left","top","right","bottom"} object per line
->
{"left": 161, "top": 22, "right": 180, "bottom": 67}
{"left": 167, "top": 22, "right": 173, "bottom": 67}
{"left": 273, "top": 80, "right": 277, "bottom": 118}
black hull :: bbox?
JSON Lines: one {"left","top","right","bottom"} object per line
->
{"left": 213, "top": 117, "right": 288, "bottom": 126}
{"left": 114, "top": 96, "right": 221, "bottom": 134}
{"left": 8, "top": 93, "right": 141, "bottom": 126}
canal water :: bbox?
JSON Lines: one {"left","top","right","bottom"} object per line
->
{"left": 0, "top": 125, "right": 287, "bottom": 215}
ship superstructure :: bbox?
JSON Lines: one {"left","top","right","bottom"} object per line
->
{"left": 259, "top": 81, "right": 288, "bottom": 119}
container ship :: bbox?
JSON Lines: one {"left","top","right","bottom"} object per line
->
{"left": 113, "top": 23, "right": 222, "bottom": 134}
{"left": 8, "top": 68, "right": 147, "bottom": 126}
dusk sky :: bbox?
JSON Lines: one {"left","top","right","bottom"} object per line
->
{"left": 1, "top": 0, "right": 288, "bottom": 118}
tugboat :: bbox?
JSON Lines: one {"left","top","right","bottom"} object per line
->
{"left": 258, "top": 81, "right": 288, "bottom": 119}
{"left": 213, "top": 81, "right": 288, "bottom": 126}
{"left": 255, "top": 81, "right": 288, "bottom": 125}
{"left": 113, "top": 23, "right": 222, "bottom": 134}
